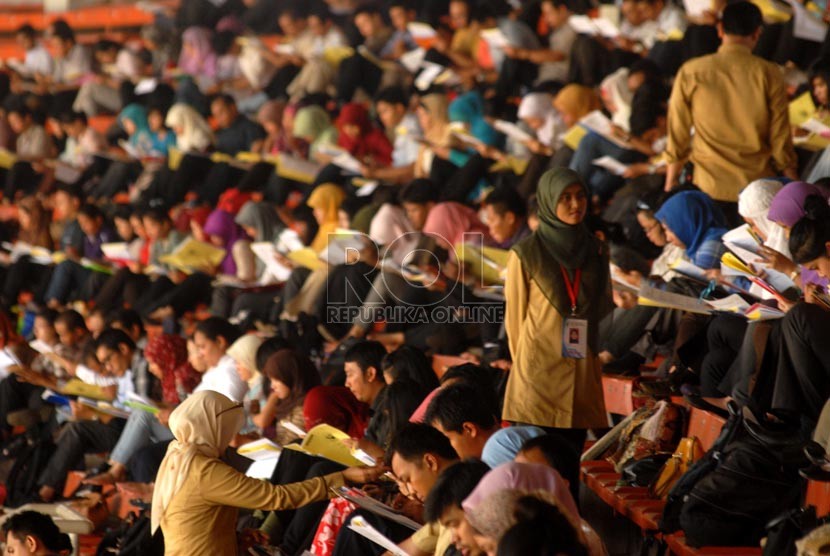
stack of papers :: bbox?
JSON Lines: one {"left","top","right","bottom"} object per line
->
{"left": 101, "top": 242, "right": 137, "bottom": 265}
{"left": 347, "top": 516, "right": 412, "bottom": 556}
{"left": 578, "top": 111, "right": 629, "bottom": 149}
{"left": 569, "top": 15, "right": 620, "bottom": 38}
{"left": 492, "top": 120, "right": 534, "bottom": 143}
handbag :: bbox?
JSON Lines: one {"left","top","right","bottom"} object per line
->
{"left": 649, "top": 436, "right": 703, "bottom": 499}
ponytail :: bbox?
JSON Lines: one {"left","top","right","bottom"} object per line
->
{"left": 789, "top": 195, "right": 830, "bottom": 264}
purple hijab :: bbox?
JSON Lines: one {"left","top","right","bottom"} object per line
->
{"left": 768, "top": 181, "right": 830, "bottom": 288}
{"left": 203, "top": 209, "right": 249, "bottom": 275}
{"left": 767, "top": 181, "right": 830, "bottom": 227}
{"left": 179, "top": 27, "right": 218, "bottom": 79}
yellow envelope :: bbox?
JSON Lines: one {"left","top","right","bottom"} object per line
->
{"left": 282, "top": 423, "right": 368, "bottom": 467}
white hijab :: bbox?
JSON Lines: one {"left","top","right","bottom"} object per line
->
{"left": 165, "top": 103, "right": 215, "bottom": 153}
{"left": 517, "top": 93, "right": 558, "bottom": 147}
{"left": 151, "top": 390, "right": 245, "bottom": 533}
{"left": 738, "top": 179, "right": 788, "bottom": 254}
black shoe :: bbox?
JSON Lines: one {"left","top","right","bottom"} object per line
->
{"left": 682, "top": 392, "right": 729, "bottom": 419}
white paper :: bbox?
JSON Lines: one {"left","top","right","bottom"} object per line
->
{"left": 29, "top": 340, "right": 54, "bottom": 355}
{"left": 277, "top": 153, "right": 321, "bottom": 182}
{"left": 237, "top": 438, "right": 282, "bottom": 461}
{"left": 683, "top": 0, "right": 711, "bottom": 18}
{"left": 356, "top": 180, "right": 380, "bottom": 197}
{"left": 279, "top": 420, "right": 307, "bottom": 438}
{"left": 399, "top": 47, "right": 426, "bottom": 73}
{"left": 705, "top": 294, "right": 751, "bottom": 313}
{"left": 480, "top": 27, "right": 511, "bottom": 49}
{"left": 670, "top": 259, "right": 710, "bottom": 282}
{"left": 493, "top": 119, "right": 534, "bottom": 143}
{"left": 251, "top": 242, "right": 293, "bottom": 283}
{"left": 592, "top": 155, "right": 628, "bottom": 176}
{"left": 274, "top": 43, "right": 297, "bottom": 55}
{"left": 593, "top": 18, "right": 620, "bottom": 38}
{"left": 319, "top": 235, "right": 367, "bottom": 266}
{"left": 275, "top": 228, "right": 305, "bottom": 254}
{"left": 453, "top": 131, "right": 486, "bottom": 148}
{"left": 134, "top": 78, "right": 158, "bottom": 95}
{"left": 638, "top": 284, "right": 714, "bottom": 315}
{"left": 569, "top": 15, "right": 600, "bottom": 35}
{"left": 415, "top": 62, "right": 445, "bottom": 91}
{"left": 101, "top": 242, "right": 136, "bottom": 262}
{"left": 347, "top": 516, "right": 411, "bottom": 556}
{"left": 800, "top": 117, "right": 830, "bottom": 136}
{"left": 407, "top": 22, "right": 436, "bottom": 40}
{"left": 579, "top": 110, "right": 629, "bottom": 149}
{"left": 332, "top": 152, "right": 363, "bottom": 175}
{"left": 246, "top": 458, "right": 280, "bottom": 480}
{"left": 786, "top": 0, "right": 828, "bottom": 42}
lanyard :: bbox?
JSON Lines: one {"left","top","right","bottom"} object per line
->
{"left": 560, "top": 266, "right": 582, "bottom": 315}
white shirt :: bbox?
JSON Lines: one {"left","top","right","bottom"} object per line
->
{"left": 392, "top": 113, "right": 421, "bottom": 168}
{"left": 75, "top": 365, "right": 136, "bottom": 407}
{"left": 194, "top": 355, "right": 248, "bottom": 402}
{"left": 23, "top": 45, "right": 53, "bottom": 77}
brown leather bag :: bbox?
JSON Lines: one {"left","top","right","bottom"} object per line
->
{"left": 649, "top": 436, "right": 703, "bottom": 499}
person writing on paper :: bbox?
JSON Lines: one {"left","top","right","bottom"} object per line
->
{"left": 362, "top": 87, "right": 421, "bottom": 185}
{"left": 84, "top": 334, "right": 202, "bottom": 486}
{"left": 503, "top": 168, "right": 613, "bottom": 461}
{"left": 664, "top": 2, "right": 797, "bottom": 221}
{"left": 655, "top": 190, "right": 728, "bottom": 272}
{"left": 152, "top": 390, "right": 383, "bottom": 556}
{"left": 259, "top": 348, "right": 322, "bottom": 445}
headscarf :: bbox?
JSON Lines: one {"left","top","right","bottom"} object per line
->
{"left": 419, "top": 94, "right": 451, "bottom": 145}
{"left": 656, "top": 190, "right": 728, "bottom": 260}
{"left": 145, "top": 334, "right": 200, "bottom": 405}
{"left": 17, "top": 196, "right": 53, "bottom": 249}
{"left": 202, "top": 209, "right": 250, "bottom": 275}
{"left": 306, "top": 183, "right": 346, "bottom": 252}
{"left": 178, "top": 26, "right": 217, "bottom": 78}
{"left": 118, "top": 103, "right": 151, "bottom": 146}
{"left": 369, "top": 203, "right": 414, "bottom": 247}
{"left": 335, "top": 103, "right": 393, "bottom": 166}
{"left": 293, "top": 105, "right": 333, "bottom": 142}
{"left": 462, "top": 462, "right": 579, "bottom": 522}
{"left": 165, "top": 103, "right": 214, "bottom": 153}
{"left": 263, "top": 349, "right": 322, "bottom": 421}
{"left": 235, "top": 201, "right": 282, "bottom": 242}
{"left": 226, "top": 334, "right": 264, "bottom": 380}
{"left": 511, "top": 168, "right": 612, "bottom": 352}
{"left": 738, "top": 179, "right": 784, "bottom": 253}
{"left": 481, "top": 426, "right": 546, "bottom": 468}
{"left": 518, "top": 92, "right": 557, "bottom": 147}
{"left": 422, "top": 202, "right": 492, "bottom": 254}
{"left": 767, "top": 181, "right": 830, "bottom": 228}
{"left": 448, "top": 91, "right": 502, "bottom": 147}
{"left": 553, "top": 84, "right": 601, "bottom": 123}
{"left": 151, "top": 391, "right": 245, "bottom": 533}
{"left": 303, "top": 385, "right": 370, "bottom": 438}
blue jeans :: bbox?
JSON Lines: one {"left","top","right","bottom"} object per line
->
{"left": 44, "top": 260, "right": 92, "bottom": 305}
{"left": 109, "top": 409, "right": 173, "bottom": 466}
{"left": 569, "top": 131, "right": 647, "bottom": 202}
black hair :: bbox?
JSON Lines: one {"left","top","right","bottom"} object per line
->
{"left": 108, "top": 308, "right": 145, "bottom": 337}
{"left": 423, "top": 459, "right": 491, "bottom": 522}
{"left": 355, "top": 4, "right": 383, "bottom": 18}
{"left": 439, "top": 362, "right": 499, "bottom": 391}
{"left": 629, "top": 82, "right": 667, "bottom": 138}
{"left": 628, "top": 58, "right": 662, "bottom": 82}
{"left": 112, "top": 205, "right": 133, "bottom": 222}
{"left": 56, "top": 182, "right": 83, "bottom": 200}
{"left": 385, "top": 422, "right": 458, "bottom": 466}
{"left": 424, "top": 382, "right": 500, "bottom": 433}
{"left": 94, "top": 39, "right": 121, "bottom": 55}
{"left": 344, "top": 340, "right": 387, "bottom": 375}
{"left": 255, "top": 336, "right": 293, "bottom": 372}
{"left": 58, "top": 111, "right": 87, "bottom": 125}
{"left": 194, "top": 317, "right": 242, "bottom": 345}
{"left": 382, "top": 345, "right": 439, "bottom": 392}
{"left": 95, "top": 328, "right": 137, "bottom": 353}
{"left": 519, "top": 433, "right": 581, "bottom": 502}
{"left": 2, "top": 511, "right": 73, "bottom": 553}
{"left": 78, "top": 203, "right": 104, "bottom": 221}
{"left": 498, "top": 497, "right": 589, "bottom": 556}
{"left": 721, "top": 1, "right": 763, "bottom": 37}
{"left": 16, "top": 24, "right": 37, "bottom": 40}
{"left": 279, "top": 5, "right": 306, "bottom": 19}
{"left": 55, "top": 309, "right": 87, "bottom": 332}
{"left": 375, "top": 86, "right": 409, "bottom": 108}
{"left": 483, "top": 186, "right": 527, "bottom": 218}
{"left": 399, "top": 178, "right": 439, "bottom": 205}
{"left": 142, "top": 206, "right": 171, "bottom": 225}
{"left": 212, "top": 30, "right": 237, "bottom": 56}
{"left": 790, "top": 195, "right": 830, "bottom": 264}
{"left": 388, "top": 0, "right": 414, "bottom": 10}
{"left": 610, "top": 245, "right": 651, "bottom": 277}
{"left": 48, "top": 19, "right": 75, "bottom": 43}
{"left": 211, "top": 93, "right": 237, "bottom": 109}
{"left": 541, "top": 0, "right": 570, "bottom": 9}
{"left": 383, "top": 380, "right": 431, "bottom": 447}
{"left": 35, "top": 307, "right": 59, "bottom": 324}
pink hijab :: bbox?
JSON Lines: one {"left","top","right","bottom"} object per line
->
{"left": 422, "top": 202, "right": 491, "bottom": 252}
{"left": 462, "top": 462, "right": 579, "bottom": 521}
{"left": 179, "top": 27, "right": 218, "bottom": 78}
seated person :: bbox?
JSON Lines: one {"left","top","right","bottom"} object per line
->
{"left": 2, "top": 510, "right": 73, "bottom": 555}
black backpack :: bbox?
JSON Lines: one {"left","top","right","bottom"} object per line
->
{"left": 5, "top": 431, "right": 55, "bottom": 508}
{"left": 96, "top": 509, "right": 164, "bottom": 556}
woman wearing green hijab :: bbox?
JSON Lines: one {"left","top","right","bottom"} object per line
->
{"left": 504, "top": 167, "right": 613, "bottom": 458}
{"left": 292, "top": 105, "right": 337, "bottom": 162}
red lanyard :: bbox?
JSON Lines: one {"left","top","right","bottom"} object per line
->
{"left": 560, "top": 266, "right": 582, "bottom": 315}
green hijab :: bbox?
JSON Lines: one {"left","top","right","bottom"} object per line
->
{"left": 292, "top": 105, "right": 332, "bottom": 142}
{"left": 511, "top": 168, "right": 612, "bottom": 351}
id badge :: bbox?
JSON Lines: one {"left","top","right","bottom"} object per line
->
{"left": 562, "top": 318, "right": 588, "bottom": 359}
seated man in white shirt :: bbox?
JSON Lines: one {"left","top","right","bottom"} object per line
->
{"left": 72, "top": 40, "right": 145, "bottom": 116}
{"left": 361, "top": 86, "right": 422, "bottom": 185}
{"left": 37, "top": 328, "right": 138, "bottom": 501}
{"left": 11, "top": 24, "right": 53, "bottom": 79}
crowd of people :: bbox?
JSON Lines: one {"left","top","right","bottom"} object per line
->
{"left": 1, "top": 0, "right": 830, "bottom": 553}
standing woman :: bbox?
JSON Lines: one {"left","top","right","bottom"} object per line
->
{"left": 503, "top": 168, "right": 613, "bottom": 460}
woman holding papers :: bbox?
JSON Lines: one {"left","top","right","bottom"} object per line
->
{"left": 260, "top": 348, "right": 322, "bottom": 444}
{"left": 151, "top": 390, "right": 382, "bottom": 556}
{"left": 655, "top": 190, "right": 728, "bottom": 271}
{"left": 503, "top": 168, "right": 613, "bottom": 463}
